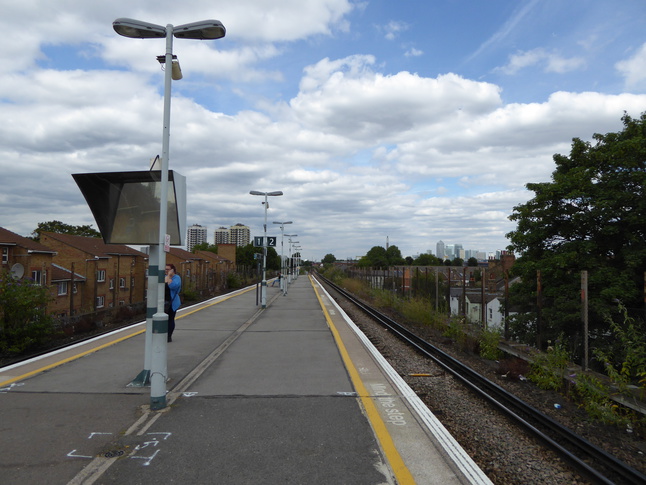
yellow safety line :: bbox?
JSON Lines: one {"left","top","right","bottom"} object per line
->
{"left": 309, "top": 276, "right": 416, "bottom": 485}
{"left": 0, "top": 329, "right": 143, "bottom": 387}
{"left": 0, "top": 286, "right": 256, "bottom": 388}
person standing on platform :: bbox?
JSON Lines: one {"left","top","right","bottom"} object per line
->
{"left": 164, "top": 263, "right": 182, "bottom": 342}
{"left": 272, "top": 272, "right": 281, "bottom": 287}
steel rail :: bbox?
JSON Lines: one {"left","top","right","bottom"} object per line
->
{"left": 317, "top": 274, "right": 646, "bottom": 485}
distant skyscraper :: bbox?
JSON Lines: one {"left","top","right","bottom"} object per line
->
{"left": 214, "top": 227, "right": 230, "bottom": 245}
{"left": 436, "top": 240, "right": 445, "bottom": 259}
{"left": 229, "top": 223, "right": 250, "bottom": 247}
{"left": 187, "top": 224, "right": 207, "bottom": 252}
{"left": 454, "top": 244, "right": 464, "bottom": 260}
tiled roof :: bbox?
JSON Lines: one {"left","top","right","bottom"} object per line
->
{"left": 168, "top": 247, "right": 203, "bottom": 260}
{"left": 42, "top": 232, "right": 147, "bottom": 258}
{"left": 51, "top": 263, "right": 87, "bottom": 282}
{"left": 0, "top": 227, "right": 56, "bottom": 253}
{"left": 194, "top": 250, "right": 231, "bottom": 263}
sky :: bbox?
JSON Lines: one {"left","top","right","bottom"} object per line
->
{"left": 1, "top": 0, "right": 646, "bottom": 262}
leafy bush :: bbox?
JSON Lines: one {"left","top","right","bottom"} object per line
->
{"left": 594, "top": 304, "right": 646, "bottom": 397}
{"left": 370, "top": 288, "right": 400, "bottom": 311}
{"left": 443, "top": 316, "right": 466, "bottom": 343}
{"left": 320, "top": 266, "right": 345, "bottom": 284}
{"left": 527, "top": 338, "right": 570, "bottom": 391}
{"left": 227, "top": 272, "right": 243, "bottom": 289}
{"left": 400, "top": 297, "right": 434, "bottom": 327}
{"left": 181, "top": 287, "right": 199, "bottom": 302}
{"left": 570, "top": 374, "right": 631, "bottom": 427}
{"left": 0, "top": 273, "right": 57, "bottom": 354}
{"left": 479, "top": 328, "right": 502, "bottom": 361}
{"left": 340, "top": 277, "right": 370, "bottom": 300}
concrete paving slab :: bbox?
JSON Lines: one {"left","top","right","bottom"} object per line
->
{"left": 95, "top": 396, "right": 392, "bottom": 485}
{"left": 0, "top": 393, "right": 146, "bottom": 485}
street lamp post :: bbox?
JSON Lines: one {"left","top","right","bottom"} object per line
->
{"left": 289, "top": 240, "right": 300, "bottom": 281}
{"left": 113, "top": 17, "right": 225, "bottom": 410}
{"left": 293, "top": 246, "right": 302, "bottom": 279}
{"left": 273, "top": 221, "right": 292, "bottom": 296}
{"left": 285, "top": 234, "right": 297, "bottom": 287}
{"left": 250, "top": 191, "right": 283, "bottom": 308}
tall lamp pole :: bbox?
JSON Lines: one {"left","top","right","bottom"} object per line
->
{"left": 290, "top": 240, "right": 300, "bottom": 281}
{"left": 273, "top": 221, "right": 292, "bottom": 295}
{"left": 293, "top": 246, "right": 302, "bottom": 279}
{"left": 113, "top": 17, "right": 225, "bottom": 410}
{"left": 285, "top": 234, "right": 297, "bottom": 287}
{"left": 250, "top": 190, "right": 283, "bottom": 308}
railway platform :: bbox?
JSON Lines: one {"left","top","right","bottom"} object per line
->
{"left": 0, "top": 275, "right": 491, "bottom": 484}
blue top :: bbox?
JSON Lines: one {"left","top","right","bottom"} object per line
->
{"left": 167, "top": 274, "right": 182, "bottom": 312}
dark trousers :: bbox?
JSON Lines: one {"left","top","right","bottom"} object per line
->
{"left": 166, "top": 308, "right": 177, "bottom": 338}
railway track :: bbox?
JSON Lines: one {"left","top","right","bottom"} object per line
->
{"left": 316, "top": 273, "right": 646, "bottom": 485}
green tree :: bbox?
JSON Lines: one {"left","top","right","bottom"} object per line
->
{"left": 506, "top": 112, "right": 646, "bottom": 351}
{"left": 31, "top": 220, "right": 101, "bottom": 241}
{"left": 193, "top": 242, "right": 218, "bottom": 254}
{"left": 450, "top": 257, "right": 464, "bottom": 266}
{"left": 266, "top": 247, "right": 280, "bottom": 271}
{"left": 467, "top": 257, "right": 479, "bottom": 267}
{"left": 413, "top": 253, "right": 443, "bottom": 266}
{"left": 358, "top": 244, "right": 407, "bottom": 268}
{"left": 236, "top": 244, "right": 280, "bottom": 271}
{"left": 322, "top": 253, "right": 337, "bottom": 264}
{"left": 0, "top": 271, "right": 57, "bottom": 354}
{"left": 386, "top": 245, "right": 406, "bottom": 266}
{"left": 359, "top": 246, "right": 389, "bottom": 269}
{"left": 236, "top": 243, "right": 263, "bottom": 269}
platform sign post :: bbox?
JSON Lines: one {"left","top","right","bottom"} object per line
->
{"left": 249, "top": 190, "right": 283, "bottom": 309}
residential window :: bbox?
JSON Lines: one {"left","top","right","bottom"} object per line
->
{"left": 96, "top": 296, "right": 105, "bottom": 308}
{"left": 31, "top": 270, "right": 42, "bottom": 285}
{"left": 119, "top": 277, "right": 126, "bottom": 288}
{"left": 1, "top": 247, "right": 7, "bottom": 264}
{"left": 97, "top": 270, "right": 106, "bottom": 282}
{"left": 58, "top": 282, "right": 68, "bottom": 296}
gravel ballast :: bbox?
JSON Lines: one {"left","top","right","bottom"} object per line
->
{"left": 325, "top": 284, "right": 646, "bottom": 485}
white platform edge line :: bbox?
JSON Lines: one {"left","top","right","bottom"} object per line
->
{"left": 316, "top": 279, "right": 493, "bottom": 485}
{"left": 1, "top": 285, "right": 255, "bottom": 373}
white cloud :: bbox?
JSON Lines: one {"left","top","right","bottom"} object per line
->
{"left": 498, "top": 48, "right": 586, "bottom": 75}
{"left": 1, "top": 0, "right": 645, "bottom": 260}
{"left": 404, "top": 48, "right": 423, "bottom": 58}
{"left": 616, "top": 42, "right": 646, "bottom": 89}
{"left": 292, "top": 56, "right": 502, "bottom": 142}
{"left": 381, "top": 20, "right": 408, "bottom": 40}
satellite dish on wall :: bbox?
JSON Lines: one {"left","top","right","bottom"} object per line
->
{"left": 10, "top": 263, "right": 24, "bottom": 280}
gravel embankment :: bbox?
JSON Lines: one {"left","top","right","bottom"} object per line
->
{"left": 326, "top": 286, "right": 646, "bottom": 485}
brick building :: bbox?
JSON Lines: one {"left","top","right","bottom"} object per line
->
{"left": 40, "top": 232, "right": 148, "bottom": 313}
{"left": 216, "top": 244, "right": 237, "bottom": 270}
{"left": 0, "top": 227, "right": 82, "bottom": 317}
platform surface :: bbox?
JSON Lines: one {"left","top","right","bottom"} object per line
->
{"left": 0, "top": 276, "right": 490, "bottom": 484}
